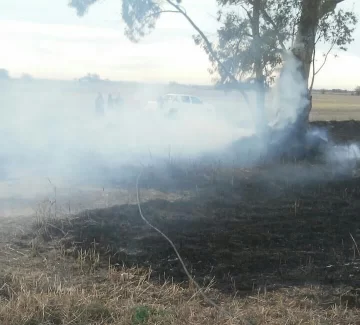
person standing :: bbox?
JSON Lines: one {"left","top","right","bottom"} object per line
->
{"left": 95, "top": 92, "right": 104, "bottom": 116}
{"left": 108, "top": 93, "right": 113, "bottom": 110}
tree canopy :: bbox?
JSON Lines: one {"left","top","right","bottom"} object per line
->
{"left": 68, "top": 0, "right": 357, "bottom": 91}
{"left": 199, "top": 0, "right": 357, "bottom": 88}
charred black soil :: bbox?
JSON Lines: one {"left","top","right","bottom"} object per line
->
{"left": 24, "top": 120, "right": 360, "bottom": 297}
{"left": 313, "top": 119, "right": 360, "bottom": 142}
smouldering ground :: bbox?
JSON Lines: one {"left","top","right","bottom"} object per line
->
{"left": 1, "top": 90, "right": 360, "bottom": 218}
{"left": 1, "top": 80, "right": 360, "bottom": 324}
{"left": 0, "top": 120, "right": 359, "bottom": 324}
{"left": 1, "top": 174, "right": 360, "bottom": 323}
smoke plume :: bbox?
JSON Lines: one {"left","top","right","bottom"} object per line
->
{"left": 0, "top": 53, "right": 359, "bottom": 192}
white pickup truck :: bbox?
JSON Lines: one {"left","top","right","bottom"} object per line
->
{"left": 145, "top": 93, "right": 215, "bottom": 118}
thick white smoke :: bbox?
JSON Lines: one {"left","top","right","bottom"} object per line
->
{"left": 1, "top": 52, "right": 359, "bottom": 190}
{"left": 0, "top": 80, "right": 257, "bottom": 183}
{"left": 268, "top": 53, "right": 309, "bottom": 129}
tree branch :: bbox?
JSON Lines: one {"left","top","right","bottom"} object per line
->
{"left": 246, "top": 0, "right": 286, "bottom": 51}
{"left": 154, "top": 10, "right": 180, "bottom": 15}
{"left": 241, "top": 4, "right": 253, "bottom": 23}
{"left": 309, "top": 38, "right": 337, "bottom": 93}
{"left": 309, "top": 23, "right": 317, "bottom": 93}
{"left": 314, "top": 31, "right": 323, "bottom": 45}
{"left": 244, "top": 31, "right": 254, "bottom": 38}
{"left": 314, "top": 41, "right": 336, "bottom": 76}
{"left": 320, "top": 0, "right": 345, "bottom": 18}
{"left": 145, "top": 10, "right": 180, "bottom": 19}
{"left": 165, "top": 0, "right": 250, "bottom": 103}
{"left": 259, "top": 8, "right": 287, "bottom": 51}
{"left": 309, "top": 46, "right": 316, "bottom": 93}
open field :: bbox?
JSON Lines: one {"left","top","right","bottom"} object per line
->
{"left": 312, "top": 93, "right": 360, "bottom": 110}
{"left": 1, "top": 81, "right": 360, "bottom": 324}
{"left": 1, "top": 79, "right": 360, "bottom": 119}
{"left": 311, "top": 92, "right": 360, "bottom": 121}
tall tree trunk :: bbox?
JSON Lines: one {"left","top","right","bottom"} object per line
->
{"left": 292, "top": 0, "right": 320, "bottom": 83}
{"left": 292, "top": 0, "right": 343, "bottom": 131}
{"left": 291, "top": 0, "right": 321, "bottom": 136}
{"left": 252, "top": 0, "right": 266, "bottom": 131}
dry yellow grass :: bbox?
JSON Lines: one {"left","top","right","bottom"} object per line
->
{"left": 1, "top": 258, "right": 359, "bottom": 324}
{"left": 0, "top": 219, "right": 359, "bottom": 325}
{"left": 1, "top": 265, "right": 359, "bottom": 324}
{"left": 312, "top": 93, "right": 360, "bottom": 110}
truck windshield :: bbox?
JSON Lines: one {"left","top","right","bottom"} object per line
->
{"left": 181, "top": 96, "right": 191, "bottom": 103}
{"left": 191, "top": 96, "right": 202, "bottom": 104}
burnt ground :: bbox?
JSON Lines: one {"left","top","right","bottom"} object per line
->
{"left": 17, "top": 120, "right": 360, "bottom": 298}
{"left": 313, "top": 119, "right": 360, "bottom": 142}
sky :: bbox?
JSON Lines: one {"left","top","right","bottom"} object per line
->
{"left": 0, "top": 0, "right": 359, "bottom": 89}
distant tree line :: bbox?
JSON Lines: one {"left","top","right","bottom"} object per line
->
{"left": 317, "top": 87, "right": 360, "bottom": 95}
{"left": 0, "top": 69, "right": 9, "bottom": 79}
{"left": 78, "top": 73, "right": 111, "bottom": 83}
{"left": 21, "top": 73, "right": 34, "bottom": 81}
{"left": 0, "top": 69, "right": 34, "bottom": 81}
{"left": 355, "top": 86, "right": 360, "bottom": 96}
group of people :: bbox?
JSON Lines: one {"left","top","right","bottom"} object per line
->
{"left": 95, "top": 92, "right": 124, "bottom": 116}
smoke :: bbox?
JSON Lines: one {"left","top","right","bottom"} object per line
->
{"left": 326, "top": 143, "right": 360, "bottom": 172}
{"left": 1, "top": 52, "right": 359, "bottom": 193}
{"left": 0, "top": 80, "right": 257, "bottom": 184}
{"left": 268, "top": 53, "right": 309, "bottom": 129}
{"left": 227, "top": 53, "right": 360, "bottom": 172}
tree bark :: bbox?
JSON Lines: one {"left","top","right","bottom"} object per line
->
{"left": 251, "top": 0, "right": 266, "bottom": 130}
{"left": 291, "top": 0, "right": 322, "bottom": 133}
{"left": 292, "top": 0, "right": 321, "bottom": 83}
{"left": 292, "top": 0, "right": 343, "bottom": 128}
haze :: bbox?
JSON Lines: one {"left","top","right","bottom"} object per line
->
{"left": 0, "top": 0, "right": 359, "bottom": 89}
{"left": 1, "top": 0, "right": 360, "bottom": 215}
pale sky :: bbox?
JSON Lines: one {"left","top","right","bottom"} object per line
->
{"left": 0, "top": 0, "right": 359, "bottom": 89}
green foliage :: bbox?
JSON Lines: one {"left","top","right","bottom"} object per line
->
{"left": 69, "top": 0, "right": 98, "bottom": 16}
{"left": 69, "top": 0, "right": 167, "bottom": 42}
{"left": 122, "top": 0, "right": 163, "bottom": 42}
{"left": 132, "top": 305, "right": 152, "bottom": 324}
{"left": 195, "top": 2, "right": 287, "bottom": 86}
{"left": 131, "top": 305, "right": 168, "bottom": 324}
{"left": 205, "top": 0, "right": 357, "bottom": 86}
{"left": 68, "top": 0, "right": 357, "bottom": 88}
{"left": 317, "top": 9, "right": 357, "bottom": 51}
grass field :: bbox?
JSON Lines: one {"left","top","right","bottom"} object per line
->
{"left": 312, "top": 93, "right": 360, "bottom": 110}
{"left": 2, "top": 79, "right": 360, "bottom": 120}
{"left": 311, "top": 92, "right": 360, "bottom": 121}
{"left": 1, "top": 82, "right": 360, "bottom": 324}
